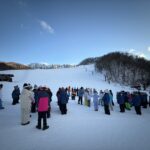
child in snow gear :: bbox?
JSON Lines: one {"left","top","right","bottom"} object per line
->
{"left": 12, "top": 85, "right": 20, "bottom": 105}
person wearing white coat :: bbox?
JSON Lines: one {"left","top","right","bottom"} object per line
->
{"left": 93, "top": 90, "right": 99, "bottom": 111}
{"left": 20, "top": 83, "right": 35, "bottom": 125}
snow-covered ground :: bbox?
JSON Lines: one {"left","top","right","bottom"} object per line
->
{"left": 0, "top": 65, "right": 150, "bottom": 150}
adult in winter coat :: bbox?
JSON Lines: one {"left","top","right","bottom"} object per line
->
{"left": 12, "top": 85, "right": 20, "bottom": 105}
{"left": 56, "top": 88, "right": 62, "bottom": 112}
{"left": 99, "top": 90, "right": 104, "bottom": 106}
{"left": 109, "top": 90, "right": 113, "bottom": 111}
{"left": 45, "top": 87, "right": 52, "bottom": 118}
{"left": 31, "top": 85, "right": 38, "bottom": 113}
{"left": 36, "top": 87, "right": 49, "bottom": 130}
{"left": 0, "top": 84, "right": 4, "bottom": 109}
{"left": 60, "top": 88, "right": 69, "bottom": 114}
{"left": 102, "top": 90, "right": 110, "bottom": 115}
{"left": 78, "top": 87, "right": 84, "bottom": 105}
{"left": 132, "top": 92, "right": 142, "bottom": 115}
{"left": 93, "top": 90, "right": 99, "bottom": 111}
{"left": 84, "top": 89, "right": 88, "bottom": 106}
{"left": 117, "top": 91, "right": 125, "bottom": 112}
{"left": 87, "top": 90, "right": 92, "bottom": 107}
{"left": 20, "top": 83, "right": 35, "bottom": 125}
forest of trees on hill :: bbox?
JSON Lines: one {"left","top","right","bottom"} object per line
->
{"left": 0, "top": 62, "right": 30, "bottom": 70}
{"left": 95, "top": 52, "right": 150, "bottom": 87}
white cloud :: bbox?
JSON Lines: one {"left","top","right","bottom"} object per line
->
{"left": 128, "top": 49, "right": 136, "bottom": 53}
{"left": 128, "top": 49, "right": 146, "bottom": 59}
{"left": 138, "top": 53, "right": 146, "bottom": 58}
{"left": 147, "top": 47, "right": 150, "bottom": 52}
{"left": 39, "top": 20, "right": 54, "bottom": 34}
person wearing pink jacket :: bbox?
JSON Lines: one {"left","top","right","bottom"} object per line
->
{"left": 36, "top": 86, "right": 49, "bottom": 130}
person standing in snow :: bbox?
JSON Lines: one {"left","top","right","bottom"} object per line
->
{"left": 87, "top": 89, "right": 92, "bottom": 107}
{"left": 109, "top": 90, "right": 113, "bottom": 111}
{"left": 45, "top": 87, "right": 52, "bottom": 118}
{"left": 0, "top": 84, "right": 4, "bottom": 109}
{"left": 20, "top": 83, "right": 35, "bottom": 125}
{"left": 132, "top": 92, "right": 142, "bottom": 115}
{"left": 12, "top": 85, "right": 20, "bottom": 105}
{"left": 117, "top": 91, "right": 125, "bottom": 113}
{"left": 31, "top": 85, "right": 38, "bottom": 113}
{"left": 78, "top": 87, "right": 84, "bottom": 105}
{"left": 59, "top": 87, "right": 69, "bottom": 115}
{"left": 71, "top": 88, "right": 76, "bottom": 100}
{"left": 102, "top": 89, "right": 110, "bottom": 115}
{"left": 84, "top": 88, "right": 88, "bottom": 106}
{"left": 99, "top": 90, "right": 104, "bottom": 106}
{"left": 36, "top": 86, "right": 49, "bottom": 130}
{"left": 93, "top": 89, "right": 99, "bottom": 111}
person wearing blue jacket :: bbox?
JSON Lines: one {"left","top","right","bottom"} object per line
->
{"left": 12, "top": 85, "right": 20, "bottom": 105}
{"left": 117, "top": 91, "right": 125, "bottom": 112}
{"left": 132, "top": 92, "right": 142, "bottom": 115}
{"left": 102, "top": 89, "right": 110, "bottom": 115}
{"left": 60, "top": 87, "right": 69, "bottom": 115}
{"left": 78, "top": 87, "right": 84, "bottom": 105}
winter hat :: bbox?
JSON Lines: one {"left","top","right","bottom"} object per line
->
{"left": 14, "top": 85, "right": 19, "bottom": 89}
{"left": 104, "top": 89, "right": 109, "bottom": 93}
{"left": 34, "top": 84, "right": 38, "bottom": 89}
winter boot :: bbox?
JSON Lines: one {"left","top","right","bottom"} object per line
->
{"left": 43, "top": 125, "right": 49, "bottom": 130}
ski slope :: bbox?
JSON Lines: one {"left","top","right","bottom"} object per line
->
{"left": 0, "top": 65, "right": 150, "bottom": 150}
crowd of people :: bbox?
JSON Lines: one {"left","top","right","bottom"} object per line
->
{"left": 0, "top": 83, "right": 150, "bottom": 130}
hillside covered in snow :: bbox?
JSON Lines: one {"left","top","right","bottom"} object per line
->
{"left": 0, "top": 65, "right": 150, "bottom": 150}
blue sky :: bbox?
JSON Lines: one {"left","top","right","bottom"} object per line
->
{"left": 0, "top": 0, "right": 150, "bottom": 65}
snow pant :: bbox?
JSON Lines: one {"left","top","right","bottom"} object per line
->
{"left": 37, "top": 111, "right": 47, "bottom": 128}
{"left": 94, "top": 101, "right": 98, "bottom": 111}
{"left": 0, "top": 98, "right": 4, "bottom": 109}
{"left": 99, "top": 99, "right": 104, "bottom": 106}
{"left": 120, "top": 104, "right": 125, "bottom": 112}
{"left": 21, "top": 107, "right": 30, "bottom": 124}
{"left": 84, "top": 98, "right": 88, "bottom": 106}
{"left": 78, "top": 96, "right": 83, "bottom": 105}
{"left": 60, "top": 104, "right": 67, "bottom": 114}
{"left": 72, "top": 95, "right": 75, "bottom": 100}
{"left": 109, "top": 102, "right": 113, "bottom": 111}
{"left": 104, "top": 104, "right": 110, "bottom": 115}
{"left": 135, "top": 106, "right": 142, "bottom": 115}
{"left": 12, "top": 97, "right": 19, "bottom": 105}
{"left": 87, "top": 100, "right": 91, "bottom": 107}
{"left": 47, "top": 106, "right": 51, "bottom": 118}
{"left": 31, "top": 102, "right": 36, "bottom": 113}
{"left": 142, "top": 100, "right": 148, "bottom": 108}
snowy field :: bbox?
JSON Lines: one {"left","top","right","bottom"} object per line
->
{"left": 0, "top": 65, "right": 150, "bottom": 150}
